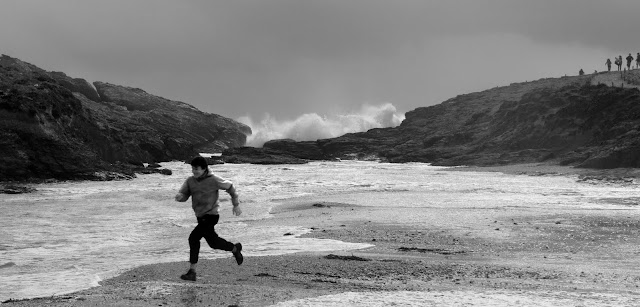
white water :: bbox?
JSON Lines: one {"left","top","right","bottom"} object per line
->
{"left": 238, "top": 103, "right": 405, "bottom": 147}
{"left": 1, "top": 161, "right": 640, "bottom": 303}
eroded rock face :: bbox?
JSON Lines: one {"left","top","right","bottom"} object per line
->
{"left": 0, "top": 54, "right": 250, "bottom": 181}
{"left": 371, "top": 78, "right": 640, "bottom": 168}
{"left": 50, "top": 71, "right": 101, "bottom": 102}
{"left": 88, "top": 81, "right": 250, "bottom": 162}
{"left": 258, "top": 74, "right": 640, "bottom": 169}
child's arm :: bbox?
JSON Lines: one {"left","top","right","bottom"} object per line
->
{"left": 213, "top": 175, "right": 241, "bottom": 215}
{"left": 228, "top": 185, "right": 241, "bottom": 216}
{"left": 175, "top": 180, "right": 190, "bottom": 202}
{"left": 175, "top": 193, "right": 188, "bottom": 202}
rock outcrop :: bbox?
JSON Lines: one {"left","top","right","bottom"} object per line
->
{"left": 241, "top": 73, "right": 640, "bottom": 169}
{"left": 222, "top": 145, "right": 309, "bottom": 164}
{"left": 0, "top": 55, "right": 250, "bottom": 181}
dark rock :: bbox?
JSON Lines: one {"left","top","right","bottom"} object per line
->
{"left": 158, "top": 168, "right": 172, "bottom": 175}
{"left": 147, "top": 163, "right": 162, "bottom": 169}
{"left": 205, "top": 157, "right": 224, "bottom": 165}
{"left": 251, "top": 74, "right": 640, "bottom": 169}
{"left": 123, "top": 162, "right": 173, "bottom": 176}
{"left": 222, "top": 146, "right": 308, "bottom": 164}
{"left": 84, "top": 171, "right": 136, "bottom": 181}
{"left": 397, "top": 247, "right": 468, "bottom": 255}
{"left": 263, "top": 139, "right": 329, "bottom": 160}
{"left": 324, "top": 254, "right": 371, "bottom": 261}
{"left": 88, "top": 81, "right": 250, "bottom": 161}
{"left": 221, "top": 140, "right": 335, "bottom": 164}
{"left": 1, "top": 184, "right": 36, "bottom": 194}
{"left": 49, "top": 71, "right": 101, "bottom": 102}
{"left": 0, "top": 54, "right": 251, "bottom": 181}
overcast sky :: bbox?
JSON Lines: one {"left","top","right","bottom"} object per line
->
{"left": 1, "top": 0, "right": 636, "bottom": 131}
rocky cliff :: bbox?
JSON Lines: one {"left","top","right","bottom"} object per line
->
{"left": 248, "top": 73, "right": 640, "bottom": 169}
{"left": 0, "top": 55, "right": 250, "bottom": 181}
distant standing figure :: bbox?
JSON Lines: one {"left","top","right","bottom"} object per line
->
{"left": 579, "top": 69, "right": 584, "bottom": 76}
{"left": 636, "top": 53, "right": 640, "bottom": 68}
{"left": 615, "top": 56, "right": 622, "bottom": 71}
{"left": 626, "top": 53, "right": 634, "bottom": 70}
{"left": 606, "top": 58, "right": 612, "bottom": 71}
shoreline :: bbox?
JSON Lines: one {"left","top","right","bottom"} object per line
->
{"left": 448, "top": 162, "right": 640, "bottom": 178}
{"left": 5, "top": 164, "right": 640, "bottom": 306}
{"left": 2, "top": 161, "right": 640, "bottom": 192}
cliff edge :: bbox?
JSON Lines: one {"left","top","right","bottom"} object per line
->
{"left": 253, "top": 72, "right": 640, "bottom": 169}
{"left": 0, "top": 55, "right": 251, "bottom": 181}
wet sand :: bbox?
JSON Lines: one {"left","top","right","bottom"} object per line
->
{"left": 5, "top": 164, "right": 640, "bottom": 306}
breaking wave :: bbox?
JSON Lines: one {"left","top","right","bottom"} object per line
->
{"left": 238, "top": 103, "right": 405, "bottom": 147}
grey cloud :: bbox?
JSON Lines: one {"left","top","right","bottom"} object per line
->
{"left": 2, "top": 0, "right": 638, "bottom": 119}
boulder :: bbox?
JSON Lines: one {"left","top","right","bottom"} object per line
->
{"left": 1, "top": 185, "right": 36, "bottom": 194}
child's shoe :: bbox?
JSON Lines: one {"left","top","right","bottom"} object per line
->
{"left": 233, "top": 243, "right": 243, "bottom": 265}
{"left": 180, "top": 269, "right": 196, "bottom": 281}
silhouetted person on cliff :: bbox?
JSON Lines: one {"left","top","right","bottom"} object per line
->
{"left": 175, "top": 156, "right": 244, "bottom": 281}
{"left": 579, "top": 69, "right": 584, "bottom": 76}
{"left": 627, "top": 53, "right": 634, "bottom": 70}
{"left": 606, "top": 58, "right": 612, "bottom": 72}
{"left": 618, "top": 56, "right": 623, "bottom": 71}
{"left": 636, "top": 53, "right": 640, "bottom": 69}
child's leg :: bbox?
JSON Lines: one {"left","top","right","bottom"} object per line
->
{"left": 188, "top": 219, "right": 209, "bottom": 264}
{"left": 201, "top": 215, "right": 235, "bottom": 251}
{"left": 204, "top": 233, "right": 235, "bottom": 251}
{"left": 180, "top": 223, "right": 207, "bottom": 280}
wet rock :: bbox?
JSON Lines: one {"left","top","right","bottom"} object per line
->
{"left": 88, "top": 171, "right": 135, "bottom": 181}
{"left": 222, "top": 146, "right": 308, "bottom": 164}
{"left": 324, "top": 254, "right": 371, "bottom": 261}
{"left": 158, "top": 169, "right": 172, "bottom": 175}
{"left": 1, "top": 185, "right": 36, "bottom": 194}
{"left": 205, "top": 157, "right": 224, "bottom": 165}
{"left": 398, "top": 247, "right": 468, "bottom": 255}
{"left": 263, "top": 139, "right": 329, "bottom": 160}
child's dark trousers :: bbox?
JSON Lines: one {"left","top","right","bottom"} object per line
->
{"left": 188, "top": 214, "right": 234, "bottom": 263}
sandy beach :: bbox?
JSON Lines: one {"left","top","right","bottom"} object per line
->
{"left": 4, "top": 164, "right": 640, "bottom": 306}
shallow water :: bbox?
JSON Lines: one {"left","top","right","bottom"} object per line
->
{"left": 1, "top": 161, "right": 640, "bottom": 302}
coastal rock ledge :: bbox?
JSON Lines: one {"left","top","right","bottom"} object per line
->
{"left": 229, "top": 72, "right": 640, "bottom": 169}
{"left": 0, "top": 55, "right": 251, "bottom": 181}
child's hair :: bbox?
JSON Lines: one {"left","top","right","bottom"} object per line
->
{"left": 190, "top": 156, "right": 208, "bottom": 170}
